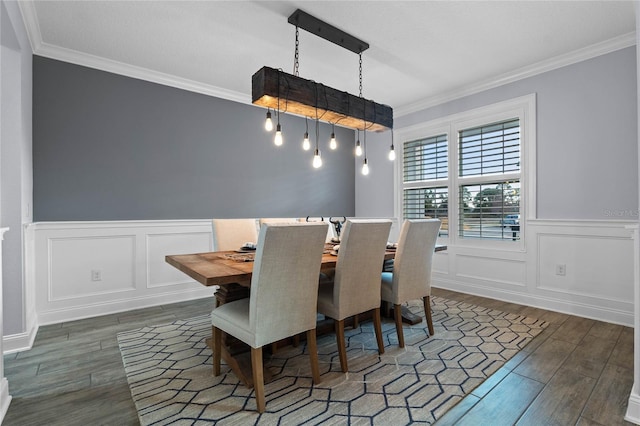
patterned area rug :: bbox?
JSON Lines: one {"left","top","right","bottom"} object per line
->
{"left": 118, "top": 297, "right": 547, "bottom": 425}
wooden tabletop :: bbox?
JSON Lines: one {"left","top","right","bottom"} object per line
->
{"left": 166, "top": 244, "right": 447, "bottom": 287}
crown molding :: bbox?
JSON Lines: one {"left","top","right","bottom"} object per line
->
{"left": 17, "top": 1, "right": 635, "bottom": 115}
{"left": 395, "top": 31, "right": 637, "bottom": 118}
{"left": 18, "top": 0, "right": 249, "bottom": 105}
{"left": 16, "top": 0, "right": 41, "bottom": 52}
{"left": 32, "top": 42, "right": 250, "bottom": 104}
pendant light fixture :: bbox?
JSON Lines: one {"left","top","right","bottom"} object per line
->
{"left": 361, "top": 107, "right": 369, "bottom": 175}
{"left": 252, "top": 9, "right": 394, "bottom": 168}
{"left": 273, "top": 72, "right": 283, "bottom": 146}
{"left": 302, "top": 118, "right": 311, "bottom": 150}
{"left": 312, "top": 86, "right": 322, "bottom": 168}
{"left": 388, "top": 131, "right": 396, "bottom": 161}
{"left": 264, "top": 109, "right": 273, "bottom": 131}
{"left": 329, "top": 123, "right": 337, "bottom": 150}
{"left": 312, "top": 120, "right": 322, "bottom": 168}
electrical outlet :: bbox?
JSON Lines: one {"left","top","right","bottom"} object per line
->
{"left": 91, "top": 269, "right": 102, "bottom": 281}
{"left": 555, "top": 264, "right": 566, "bottom": 276}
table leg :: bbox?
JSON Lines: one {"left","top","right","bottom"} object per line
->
{"left": 384, "top": 299, "right": 423, "bottom": 325}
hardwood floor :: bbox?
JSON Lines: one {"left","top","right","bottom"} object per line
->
{"left": 2, "top": 289, "right": 635, "bottom": 425}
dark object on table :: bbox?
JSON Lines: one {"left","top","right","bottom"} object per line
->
{"left": 329, "top": 216, "right": 346, "bottom": 237}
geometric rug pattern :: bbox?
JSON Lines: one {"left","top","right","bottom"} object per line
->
{"left": 117, "top": 296, "right": 547, "bottom": 425}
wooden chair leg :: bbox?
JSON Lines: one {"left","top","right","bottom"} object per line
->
{"left": 423, "top": 296, "right": 435, "bottom": 336}
{"left": 394, "top": 303, "right": 405, "bottom": 348}
{"left": 212, "top": 326, "right": 222, "bottom": 376}
{"left": 352, "top": 314, "right": 359, "bottom": 329}
{"left": 293, "top": 334, "right": 300, "bottom": 347}
{"left": 306, "top": 329, "right": 321, "bottom": 384}
{"left": 373, "top": 308, "right": 385, "bottom": 355}
{"left": 335, "top": 319, "right": 348, "bottom": 373}
{"left": 271, "top": 342, "right": 278, "bottom": 354}
{"left": 251, "top": 346, "right": 266, "bottom": 413}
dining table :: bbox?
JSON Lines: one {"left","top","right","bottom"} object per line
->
{"left": 165, "top": 242, "right": 447, "bottom": 387}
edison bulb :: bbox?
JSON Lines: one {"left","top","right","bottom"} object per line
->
{"left": 355, "top": 141, "right": 363, "bottom": 157}
{"left": 313, "top": 149, "right": 322, "bottom": 168}
{"left": 329, "top": 133, "right": 337, "bottom": 150}
{"left": 361, "top": 159, "right": 369, "bottom": 175}
{"left": 388, "top": 148, "right": 396, "bottom": 161}
{"left": 274, "top": 124, "right": 283, "bottom": 146}
{"left": 302, "top": 132, "right": 311, "bottom": 151}
{"left": 264, "top": 111, "right": 273, "bottom": 131}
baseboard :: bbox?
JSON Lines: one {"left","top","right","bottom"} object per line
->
{"left": 626, "top": 384, "right": 640, "bottom": 425}
{"left": 3, "top": 319, "right": 38, "bottom": 354}
{"left": 36, "top": 287, "right": 214, "bottom": 327}
{"left": 0, "top": 378, "right": 11, "bottom": 424}
{"left": 433, "top": 278, "right": 634, "bottom": 327}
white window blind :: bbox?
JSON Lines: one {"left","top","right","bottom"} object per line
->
{"left": 459, "top": 119, "right": 520, "bottom": 177}
{"left": 458, "top": 118, "right": 521, "bottom": 241}
{"left": 403, "top": 134, "right": 448, "bottom": 182}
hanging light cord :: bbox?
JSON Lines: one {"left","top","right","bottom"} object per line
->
{"left": 293, "top": 26, "right": 300, "bottom": 77}
{"left": 358, "top": 52, "right": 363, "bottom": 98}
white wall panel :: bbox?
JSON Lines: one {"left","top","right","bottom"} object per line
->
{"left": 146, "top": 232, "right": 212, "bottom": 288}
{"left": 455, "top": 254, "right": 526, "bottom": 288}
{"left": 30, "top": 220, "right": 215, "bottom": 331}
{"left": 49, "top": 235, "right": 136, "bottom": 300}
{"left": 537, "top": 233, "right": 633, "bottom": 302}
{"left": 430, "top": 220, "right": 634, "bottom": 326}
{"left": 432, "top": 252, "right": 449, "bottom": 275}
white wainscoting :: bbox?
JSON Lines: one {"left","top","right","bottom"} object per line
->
{"left": 0, "top": 228, "right": 12, "bottom": 422}
{"left": 29, "top": 220, "right": 216, "bottom": 329}
{"left": 433, "top": 219, "right": 635, "bottom": 326}
{"left": 8, "top": 217, "right": 635, "bottom": 354}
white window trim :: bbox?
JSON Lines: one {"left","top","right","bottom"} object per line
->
{"left": 394, "top": 93, "right": 537, "bottom": 250}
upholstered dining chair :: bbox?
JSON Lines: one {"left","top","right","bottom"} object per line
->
{"left": 212, "top": 218, "right": 258, "bottom": 251}
{"left": 211, "top": 222, "right": 328, "bottom": 413}
{"left": 258, "top": 217, "right": 299, "bottom": 226}
{"left": 381, "top": 219, "right": 441, "bottom": 348}
{"left": 302, "top": 217, "right": 338, "bottom": 242}
{"left": 316, "top": 219, "right": 392, "bottom": 373}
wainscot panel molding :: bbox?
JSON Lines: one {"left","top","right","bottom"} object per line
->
{"left": 9, "top": 217, "right": 634, "bottom": 355}
{"left": 29, "top": 220, "right": 216, "bottom": 330}
{"left": 0, "top": 228, "right": 12, "bottom": 421}
{"left": 432, "top": 219, "right": 635, "bottom": 326}
{"left": 625, "top": 224, "right": 640, "bottom": 424}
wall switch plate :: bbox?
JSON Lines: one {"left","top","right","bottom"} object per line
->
{"left": 91, "top": 269, "right": 102, "bottom": 281}
{"left": 555, "top": 264, "right": 566, "bottom": 276}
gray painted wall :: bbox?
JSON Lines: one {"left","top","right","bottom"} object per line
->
{"left": 33, "top": 56, "right": 356, "bottom": 221}
{"left": 365, "top": 47, "right": 637, "bottom": 221}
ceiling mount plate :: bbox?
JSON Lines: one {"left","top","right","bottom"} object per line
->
{"left": 288, "top": 9, "right": 369, "bottom": 54}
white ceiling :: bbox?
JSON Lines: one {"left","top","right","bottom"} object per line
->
{"left": 19, "top": 1, "right": 636, "bottom": 116}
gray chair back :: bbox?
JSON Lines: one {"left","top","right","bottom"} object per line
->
{"left": 249, "top": 222, "right": 328, "bottom": 347}
{"left": 391, "top": 219, "right": 441, "bottom": 303}
{"left": 333, "top": 219, "right": 392, "bottom": 319}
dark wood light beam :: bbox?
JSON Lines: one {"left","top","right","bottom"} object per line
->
{"left": 252, "top": 66, "right": 393, "bottom": 132}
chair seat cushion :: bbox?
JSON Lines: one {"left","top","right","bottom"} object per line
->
{"left": 210, "top": 299, "right": 256, "bottom": 347}
{"left": 380, "top": 272, "right": 395, "bottom": 303}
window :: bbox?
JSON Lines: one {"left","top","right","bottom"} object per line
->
{"left": 396, "top": 95, "right": 535, "bottom": 246}
{"left": 458, "top": 119, "right": 521, "bottom": 240}
{"left": 402, "top": 134, "right": 449, "bottom": 236}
